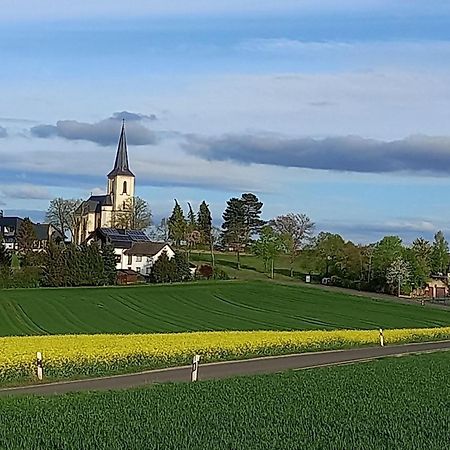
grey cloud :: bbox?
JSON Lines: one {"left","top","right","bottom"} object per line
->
{"left": 111, "top": 111, "right": 157, "bottom": 121}
{"left": 184, "top": 134, "right": 450, "bottom": 174}
{"left": 1, "top": 185, "right": 51, "bottom": 200}
{"left": 0, "top": 127, "right": 7, "bottom": 138}
{"left": 30, "top": 112, "right": 157, "bottom": 146}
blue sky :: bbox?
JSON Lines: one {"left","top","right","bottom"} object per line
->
{"left": 2, "top": 1, "right": 450, "bottom": 243}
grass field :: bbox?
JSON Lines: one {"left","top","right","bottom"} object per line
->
{"left": 1, "top": 352, "right": 448, "bottom": 449}
{"left": 1, "top": 281, "right": 449, "bottom": 336}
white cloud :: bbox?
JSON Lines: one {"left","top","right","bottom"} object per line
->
{"left": 1, "top": 184, "right": 51, "bottom": 200}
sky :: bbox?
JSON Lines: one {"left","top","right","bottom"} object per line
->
{"left": 2, "top": 1, "right": 450, "bottom": 243}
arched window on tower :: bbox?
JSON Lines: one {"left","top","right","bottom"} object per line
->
{"left": 122, "top": 181, "right": 127, "bottom": 194}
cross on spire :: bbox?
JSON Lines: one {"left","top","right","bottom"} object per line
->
{"left": 107, "top": 120, "right": 135, "bottom": 178}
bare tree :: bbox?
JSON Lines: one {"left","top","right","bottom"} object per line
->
{"left": 271, "top": 213, "right": 314, "bottom": 277}
{"left": 149, "top": 218, "right": 170, "bottom": 241}
{"left": 111, "top": 196, "right": 152, "bottom": 230}
{"left": 46, "top": 198, "right": 82, "bottom": 241}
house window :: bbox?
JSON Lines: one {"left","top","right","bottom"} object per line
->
{"left": 146, "top": 267, "right": 151, "bottom": 275}
{"left": 136, "top": 256, "right": 142, "bottom": 262}
{"left": 127, "top": 254, "right": 132, "bottom": 265}
{"left": 136, "top": 267, "right": 141, "bottom": 273}
{"left": 123, "top": 181, "right": 127, "bottom": 194}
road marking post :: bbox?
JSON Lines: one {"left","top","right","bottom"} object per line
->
{"left": 379, "top": 329, "right": 384, "bottom": 347}
{"left": 36, "top": 352, "right": 43, "bottom": 381}
{"left": 191, "top": 354, "right": 200, "bottom": 382}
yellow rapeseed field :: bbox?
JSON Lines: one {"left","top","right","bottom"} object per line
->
{"left": 1, "top": 327, "right": 449, "bottom": 382}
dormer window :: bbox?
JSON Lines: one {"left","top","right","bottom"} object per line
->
{"left": 123, "top": 181, "right": 127, "bottom": 194}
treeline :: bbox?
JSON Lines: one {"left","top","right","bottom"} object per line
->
{"left": 298, "top": 232, "right": 450, "bottom": 295}
{"left": 0, "top": 224, "right": 117, "bottom": 288}
{"left": 157, "top": 194, "right": 450, "bottom": 295}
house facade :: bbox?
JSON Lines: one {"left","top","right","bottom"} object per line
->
{"left": 87, "top": 227, "right": 175, "bottom": 275}
{"left": 0, "top": 214, "right": 64, "bottom": 250}
{"left": 74, "top": 121, "right": 135, "bottom": 244}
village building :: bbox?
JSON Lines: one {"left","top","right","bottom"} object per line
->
{"left": 0, "top": 213, "right": 64, "bottom": 250}
{"left": 87, "top": 227, "right": 175, "bottom": 275}
{"left": 74, "top": 121, "right": 135, "bottom": 245}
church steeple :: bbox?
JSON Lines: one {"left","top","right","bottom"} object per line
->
{"left": 107, "top": 120, "right": 135, "bottom": 178}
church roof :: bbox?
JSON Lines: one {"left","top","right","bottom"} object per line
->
{"left": 107, "top": 121, "right": 135, "bottom": 178}
{"left": 80, "top": 195, "right": 113, "bottom": 213}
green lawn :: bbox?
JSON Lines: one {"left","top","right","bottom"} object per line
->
{"left": 1, "top": 352, "right": 448, "bottom": 449}
{"left": 191, "top": 251, "right": 312, "bottom": 281}
{"left": 0, "top": 281, "right": 449, "bottom": 336}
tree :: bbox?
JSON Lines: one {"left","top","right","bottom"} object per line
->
{"left": 149, "top": 218, "right": 170, "bottom": 242}
{"left": 198, "top": 201, "right": 212, "bottom": 245}
{"left": 102, "top": 244, "right": 117, "bottom": 285}
{"left": 386, "top": 257, "right": 410, "bottom": 296}
{"left": 46, "top": 197, "right": 81, "bottom": 240}
{"left": 42, "top": 241, "right": 66, "bottom": 287}
{"left": 241, "top": 193, "right": 265, "bottom": 242}
{"left": 16, "top": 218, "right": 38, "bottom": 266}
{"left": 168, "top": 200, "right": 186, "bottom": 246}
{"left": 313, "top": 232, "right": 346, "bottom": 277}
{"left": 221, "top": 198, "right": 246, "bottom": 269}
{"left": 150, "top": 251, "right": 176, "bottom": 283}
{"left": 253, "top": 226, "right": 283, "bottom": 279}
{"left": 173, "top": 251, "right": 192, "bottom": 281}
{"left": 112, "top": 196, "right": 152, "bottom": 230}
{"left": 198, "top": 201, "right": 214, "bottom": 268}
{"left": 187, "top": 203, "right": 197, "bottom": 230}
{"left": 271, "top": 213, "right": 314, "bottom": 277}
{"left": 372, "top": 236, "right": 404, "bottom": 290}
{"left": 431, "top": 231, "right": 449, "bottom": 275}
{"left": 411, "top": 238, "right": 432, "bottom": 287}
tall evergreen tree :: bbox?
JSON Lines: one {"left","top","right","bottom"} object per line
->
{"left": 168, "top": 200, "right": 186, "bottom": 246}
{"left": 187, "top": 203, "right": 196, "bottom": 229}
{"left": 241, "top": 193, "right": 265, "bottom": 242}
{"left": 150, "top": 251, "right": 175, "bottom": 283}
{"left": 102, "top": 244, "right": 117, "bottom": 285}
{"left": 431, "top": 231, "right": 449, "bottom": 274}
{"left": 174, "top": 251, "right": 192, "bottom": 281}
{"left": 42, "top": 241, "right": 66, "bottom": 287}
{"left": 16, "top": 218, "right": 37, "bottom": 266}
{"left": 198, "top": 201, "right": 214, "bottom": 268}
{"left": 221, "top": 197, "right": 246, "bottom": 269}
{"left": 198, "top": 201, "right": 212, "bottom": 245}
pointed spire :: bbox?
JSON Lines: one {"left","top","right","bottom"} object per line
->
{"left": 107, "top": 120, "right": 135, "bottom": 178}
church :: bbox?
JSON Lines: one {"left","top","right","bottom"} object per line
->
{"left": 74, "top": 121, "right": 136, "bottom": 245}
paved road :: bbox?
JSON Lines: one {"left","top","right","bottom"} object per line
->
{"left": 1, "top": 341, "right": 449, "bottom": 397}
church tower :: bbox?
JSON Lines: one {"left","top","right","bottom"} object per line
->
{"left": 107, "top": 120, "right": 135, "bottom": 213}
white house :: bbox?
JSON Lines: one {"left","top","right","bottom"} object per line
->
{"left": 121, "top": 242, "right": 175, "bottom": 275}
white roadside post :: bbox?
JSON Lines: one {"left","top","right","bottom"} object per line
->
{"left": 36, "top": 351, "right": 43, "bottom": 381}
{"left": 191, "top": 354, "right": 200, "bottom": 382}
{"left": 379, "top": 329, "right": 384, "bottom": 347}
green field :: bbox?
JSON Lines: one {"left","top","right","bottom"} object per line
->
{"left": 0, "top": 281, "right": 449, "bottom": 336}
{"left": 1, "top": 352, "right": 448, "bottom": 449}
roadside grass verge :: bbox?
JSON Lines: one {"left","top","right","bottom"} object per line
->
{"left": 0, "top": 352, "right": 448, "bottom": 449}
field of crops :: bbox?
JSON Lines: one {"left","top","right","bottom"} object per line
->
{"left": 2, "top": 327, "right": 449, "bottom": 384}
{"left": 1, "top": 281, "right": 449, "bottom": 337}
{"left": 0, "top": 351, "right": 448, "bottom": 449}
